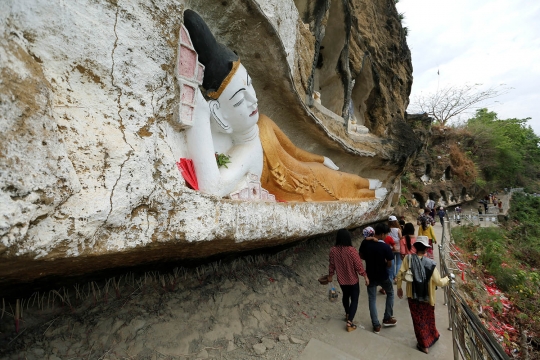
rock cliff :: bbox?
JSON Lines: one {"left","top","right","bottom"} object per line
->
{"left": 0, "top": 0, "right": 416, "bottom": 286}
{"left": 399, "top": 114, "right": 478, "bottom": 210}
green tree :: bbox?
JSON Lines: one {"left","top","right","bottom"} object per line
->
{"left": 465, "top": 109, "right": 540, "bottom": 190}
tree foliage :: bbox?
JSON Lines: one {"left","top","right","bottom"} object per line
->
{"left": 464, "top": 109, "right": 540, "bottom": 191}
{"left": 411, "top": 84, "right": 510, "bottom": 125}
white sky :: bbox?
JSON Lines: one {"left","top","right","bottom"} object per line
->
{"left": 396, "top": 0, "right": 540, "bottom": 135}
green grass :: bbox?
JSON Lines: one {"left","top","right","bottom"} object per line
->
{"left": 451, "top": 192, "right": 540, "bottom": 340}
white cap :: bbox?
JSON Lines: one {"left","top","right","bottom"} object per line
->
{"left": 388, "top": 215, "right": 398, "bottom": 221}
{"left": 415, "top": 236, "right": 431, "bottom": 248}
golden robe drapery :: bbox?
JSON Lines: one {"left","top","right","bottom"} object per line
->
{"left": 258, "top": 114, "right": 375, "bottom": 202}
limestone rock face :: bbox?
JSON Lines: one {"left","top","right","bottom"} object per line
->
{"left": 0, "top": 0, "right": 416, "bottom": 286}
{"left": 401, "top": 114, "right": 477, "bottom": 209}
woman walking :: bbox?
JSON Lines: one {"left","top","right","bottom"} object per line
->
{"left": 388, "top": 216, "right": 403, "bottom": 283}
{"left": 400, "top": 223, "right": 417, "bottom": 259}
{"left": 417, "top": 217, "right": 436, "bottom": 259}
{"left": 397, "top": 236, "right": 450, "bottom": 354}
{"left": 328, "top": 229, "right": 370, "bottom": 332}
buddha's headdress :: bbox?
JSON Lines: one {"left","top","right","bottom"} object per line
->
{"left": 183, "top": 9, "right": 240, "bottom": 99}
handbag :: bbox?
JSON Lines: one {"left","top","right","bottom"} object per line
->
{"left": 404, "top": 255, "right": 414, "bottom": 282}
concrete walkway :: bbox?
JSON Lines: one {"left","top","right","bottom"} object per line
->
{"left": 450, "top": 193, "right": 509, "bottom": 228}
{"left": 299, "top": 224, "right": 453, "bottom": 359}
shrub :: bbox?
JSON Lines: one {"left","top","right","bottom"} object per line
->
{"left": 401, "top": 172, "right": 410, "bottom": 185}
{"left": 449, "top": 144, "right": 477, "bottom": 185}
{"left": 475, "top": 178, "right": 486, "bottom": 188}
{"left": 398, "top": 195, "right": 407, "bottom": 206}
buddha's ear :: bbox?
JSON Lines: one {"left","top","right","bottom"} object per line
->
{"left": 209, "top": 100, "right": 232, "bottom": 133}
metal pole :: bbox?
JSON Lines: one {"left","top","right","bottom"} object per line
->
{"left": 449, "top": 275, "right": 460, "bottom": 360}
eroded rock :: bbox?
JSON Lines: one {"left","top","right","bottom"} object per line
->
{"left": 1, "top": 0, "right": 415, "bottom": 286}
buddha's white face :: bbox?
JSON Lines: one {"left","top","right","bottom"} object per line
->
{"left": 214, "top": 64, "right": 258, "bottom": 133}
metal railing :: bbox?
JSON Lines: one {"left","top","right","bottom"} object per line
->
{"left": 448, "top": 210, "right": 500, "bottom": 227}
{"left": 439, "top": 218, "right": 510, "bottom": 360}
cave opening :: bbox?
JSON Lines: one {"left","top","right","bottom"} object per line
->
{"left": 440, "top": 190, "right": 447, "bottom": 203}
{"left": 425, "top": 164, "right": 432, "bottom": 176}
{"left": 445, "top": 166, "right": 452, "bottom": 180}
{"left": 413, "top": 192, "right": 425, "bottom": 209}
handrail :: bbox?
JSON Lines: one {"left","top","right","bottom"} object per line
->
{"left": 440, "top": 215, "right": 510, "bottom": 360}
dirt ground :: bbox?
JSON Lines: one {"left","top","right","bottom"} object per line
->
{"left": 0, "top": 230, "right": 375, "bottom": 360}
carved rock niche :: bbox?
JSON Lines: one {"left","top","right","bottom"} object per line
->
{"left": 350, "top": 55, "right": 375, "bottom": 128}
{"left": 313, "top": 0, "right": 346, "bottom": 116}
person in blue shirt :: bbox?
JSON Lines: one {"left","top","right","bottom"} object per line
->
{"left": 437, "top": 207, "right": 446, "bottom": 226}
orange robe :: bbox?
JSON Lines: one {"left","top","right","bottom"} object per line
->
{"left": 258, "top": 114, "right": 375, "bottom": 202}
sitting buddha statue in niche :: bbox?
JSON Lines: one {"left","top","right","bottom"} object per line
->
{"left": 183, "top": 10, "right": 383, "bottom": 202}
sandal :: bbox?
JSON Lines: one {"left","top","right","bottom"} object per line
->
{"left": 416, "top": 344, "right": 429, "bottom": 354}
{"left": 346, "top": 320, "right": 357, "bottom": 332}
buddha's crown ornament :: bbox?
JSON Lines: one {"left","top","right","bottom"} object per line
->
{"left": 183, "top": 10, "right": 240, "bottom": 100}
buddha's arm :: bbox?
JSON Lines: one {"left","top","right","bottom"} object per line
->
{"left": 214, "top": 142, "right": 262, "bottom": 197}
{"left": 266, "top": 117, "right": 324, "bottom": 163}
{"left": 186, "top": 90, "right": 221, "bottom": 193}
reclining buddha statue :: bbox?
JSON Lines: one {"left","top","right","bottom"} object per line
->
{"left": 183, "top": 10, "right": 382, "bottom": 202}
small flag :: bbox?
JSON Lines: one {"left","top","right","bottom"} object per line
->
{"left": 437, "top": 69, "right": 440, "bottom": 75}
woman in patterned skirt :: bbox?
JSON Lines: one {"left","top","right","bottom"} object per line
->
{"left": 328, "top": 229, "right": 370, "bottom": 332}
{"left": 396, "top": 236, "right": 449, "bottom": 353}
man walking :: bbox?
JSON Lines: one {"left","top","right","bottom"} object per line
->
{"left": 359, "top": 223, "right": 397, "bottom": 333}
{"left": 437, "top": 207, "right": 446, "bottom": 226}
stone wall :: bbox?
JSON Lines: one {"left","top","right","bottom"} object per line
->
{"left": 0, "top": 0, "right": 416, "bottom": 285}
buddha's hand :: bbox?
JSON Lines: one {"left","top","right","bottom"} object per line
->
{"left": 192, "top": 89, "right": 212, "bottom": 129}
{"left": 323, "top": 157, "right": 339, "bottom": 170}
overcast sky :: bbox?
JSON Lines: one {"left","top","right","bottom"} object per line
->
{"left": 396, "top": 0, "right": 540, "bottom": 135}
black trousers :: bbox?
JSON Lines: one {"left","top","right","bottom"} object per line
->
{"left": 339, "top": 282, "right": 360, "bottom": 321}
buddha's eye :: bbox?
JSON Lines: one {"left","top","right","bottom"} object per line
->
{"left": 233, "top": 98, "right": 245, "bottom": 107}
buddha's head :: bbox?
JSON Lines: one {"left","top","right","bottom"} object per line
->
{"left": 209, "top": 62, "right": 258, "bottom": 133}
{"left": 184, "top": 10, "right": 258, "bottom": 134}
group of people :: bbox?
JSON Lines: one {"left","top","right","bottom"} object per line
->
{"left": 327, "top": 216, "right": 448, "bottom": 354}
{"left": 421, "top": 203, "right": 448, "bottom": 227}
{"left": 478, "top": 194, "right": 503, "bottom": 214}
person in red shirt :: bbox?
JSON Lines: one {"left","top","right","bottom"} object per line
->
{"left": 328, "top": 229, "right": 370, "bottom": 332}
{"left": 400, "top": 223, "right": 417, "bottom": 258}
